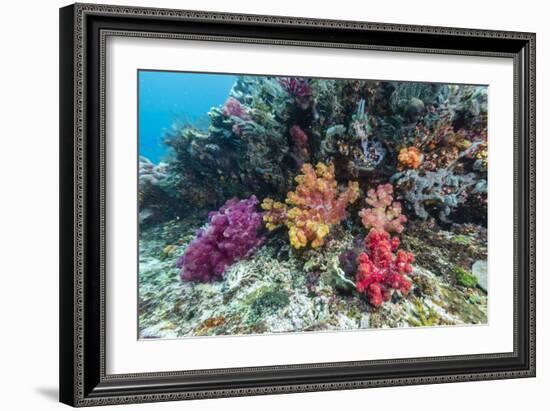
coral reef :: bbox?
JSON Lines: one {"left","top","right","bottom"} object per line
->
{"left": 164, "top": 77, "right": 293, "bottom": 210}
{"left": 262, "top": 162, "right": 359, "bottom": 249}
{"left": 138, "top": 72, "right": 489, "bottom": 337}
{"left": 139, "top": 218, "right": 486, "bottom": 338}
{"left": 176, "top": 196, "right": 263, "bottom": 282}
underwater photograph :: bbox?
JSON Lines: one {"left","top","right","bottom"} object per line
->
{"left": 138, "top": 70, "right": 489, "bottom": 339}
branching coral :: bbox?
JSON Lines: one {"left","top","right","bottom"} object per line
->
{"left": 262, "top": 162, "right": 359, "bottom": 249}
{"left": 177, "top": 196, "right": 263, "bottom": 282}
{"left": 392, "top": 168, "right": 484, "bottom": 222}
{"left": 358, "top": 184, "right": 407, "bottom": 234}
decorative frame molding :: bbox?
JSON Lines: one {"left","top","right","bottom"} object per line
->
{"left": 60, "top": 3, "right": 535, "bottom": 407}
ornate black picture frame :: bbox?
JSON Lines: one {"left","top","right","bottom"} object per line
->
{"left": 59, "top": 3, "right": 535, "bottom": 407}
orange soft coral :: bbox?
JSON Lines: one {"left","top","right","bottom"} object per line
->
{"left": 397, "top": 146, "right": 423, "bottom": 170}
{"left": 262, "top": 162, "right": 359, "bottom": 249}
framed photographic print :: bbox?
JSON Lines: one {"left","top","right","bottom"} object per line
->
{"left": 59, "top": 3, "right": 536, "bottom": 407}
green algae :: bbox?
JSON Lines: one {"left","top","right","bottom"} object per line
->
{"left": 453, "top": 266, "right": 478, "bottom": 288}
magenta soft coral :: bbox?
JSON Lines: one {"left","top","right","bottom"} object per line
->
{"left": 176, "top": 195, "right": 263, "bottom": 282}
{"left": 353, "top": 184, "right": 414, "bottom": 307}
{"left": 279, "top": 77, "right": 313, "bottom": 109}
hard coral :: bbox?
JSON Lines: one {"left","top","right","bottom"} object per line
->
{"left": 177, "top": 196, "right": 263, "bottom": 282}
{"left": 392, "top": 168, "right": 484, "bottom": 222}
{"left": 358, "top": 184, "right": 407, "bottom": 234}
{"left": 262, "top": 162, "right": 359, "bottom": 249}
{"left": 398, "top": 146, "right": 423, "bottom": 170}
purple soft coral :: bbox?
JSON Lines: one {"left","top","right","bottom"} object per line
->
{"left": 177, "top": 195, "right": 263, "bottom": 282}
{"left": 279, "top": 77, "right": 313, "bottom": 109}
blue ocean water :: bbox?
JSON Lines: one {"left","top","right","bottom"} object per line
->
{"left": 138, "top": 71, "right": 238, "bottom": 163}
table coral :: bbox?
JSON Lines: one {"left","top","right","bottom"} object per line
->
{"left": 177, "top": 195, "right": 263, "bottom": 282}
{"left": 262, "top": 162, "right": 359, "bottom": 249}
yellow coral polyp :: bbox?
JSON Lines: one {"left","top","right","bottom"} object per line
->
{"left": 288, "top": 225, "right": 308, "bottom": 249}
{"left": 261, "top": 198, "right": 287, "bottom": 231}
{"left": 313, "top": 224, "right": 330, "bottom": 246}
{"left": 347, "top": 181, "right": 360, "bottom": 204}
{"left": 315, "top": 162, "right": 333, "bottom": 179}
{"left": 261, "top": 162, "right": 359, "bottom": 249}
{"left": 261, "top": 198, "right": 274, "bottom": 210}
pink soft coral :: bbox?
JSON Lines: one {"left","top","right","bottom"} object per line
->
{"left": 358, "top": 183, "right": 407, "bottom": 234}
{"left": 222, "top": 97, "right": 250, "bottom": 120}
{"left": 177, "top": 195, "right": 263, "bottom": 282}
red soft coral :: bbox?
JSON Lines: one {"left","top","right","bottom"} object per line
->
{"left": 289, "top": 125, "right": 309, "bottom": 161}
{"left": 279, "top": 77, "right": 313, "bottom": 109}
{"left": 355, "top": 230, "right": 414, "bottom": 307}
